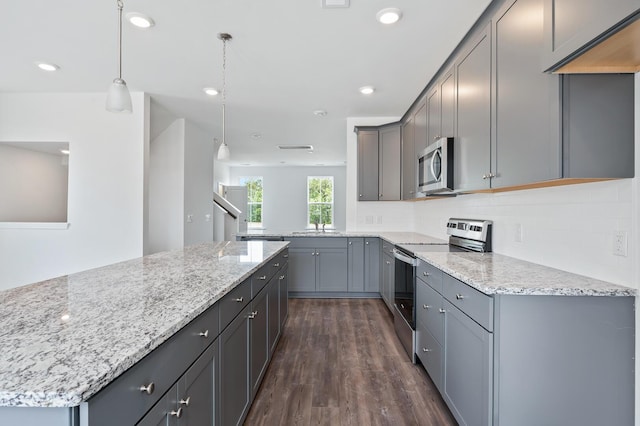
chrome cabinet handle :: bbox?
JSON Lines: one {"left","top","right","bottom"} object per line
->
{"left": 455, "top": 294, "right": 465, "bottom": 300}
{"left": 233, "top": 297, "right": 244, "bottom": 303}
{"left": 439, "top": 308, "right": 446, "bottom": 314}
{"left": 179, "top": 397, "right": 191, "bottom": 406}
{"left": 423, "top": 271, "right": 429, "bottom": 276}
{"left": 359, "top": 194, "right": 362, "bottom": 197}
{"left": 349, "top": 242, "right": 352, "bottom": 245}
{"left": 365, "top": 241, "right": 369, "bottom": 245}
{"left": 170, "top": 408, "right": 183, "bottom": 418}
{"left": 423, "top": 304, "right": 430, "bottom": 309}
{"left": 434, "top": 135, "right": 441, "bottom": 140}
{"left": 482, "top": 174, "right": 488, "bottom": 180}
{"left": 379, "top": 193, "right": 383, "bottom": 197}
{"left": 279, "top": 275, "right": 285, "bottom": 279}
{"left": 139, "top": 383, "right": 155, "bottom": 395}
{"left": 422, "top": 348, "right": 432, "bottom": 352}
{"left": 273, "top": 262, "right": 280, "bottom": 267}
{"left": 400, "top": 303, "right": 405, "bottom": 309}
{"left": 386, "top": 261, "right": 390, "bottom": 265}
{"left": 248, "top": 311, "right": 258, "bottom": 319}
{"left": 199, "top": 330, "right": 209, "bottom": 338}
{"left": 258, "top": 275, "right": 267, "bottom": 280}
{"left": 283, "top": 254, "right": 289, "bottom": 258}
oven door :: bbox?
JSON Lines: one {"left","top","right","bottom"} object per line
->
{"left": 393, "top": 248, "right": 416, "bottom": 329}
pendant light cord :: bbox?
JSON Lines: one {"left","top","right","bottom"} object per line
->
{"left": 117, "top": 0, "right": 124, "bottom": 80}
{"left": 222, "top": 36, "right": 227, "bottom": 147}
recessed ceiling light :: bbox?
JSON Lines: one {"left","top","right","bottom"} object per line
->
{"left": 36, "top": 62, "right": 59, "bottom": 72}
{"left": 313, "top": 110, "right": 328, "bottom": 117}
{"left": 60, "top": 149, "right": 70, "bottom": 155}
{"left": 359, "top": 86, "right": 375, "bottom": 95}
{"left": 203, "top": 87, "right": 219, "bottom": 96}
{"left": 376, "top": 8, "right": 402, "bottom": 24}
{"left": 126, "top": 12, "right": 155, "bottom": 29}
{"left": 251, "top": 132, "right": 262, "bottom": 139}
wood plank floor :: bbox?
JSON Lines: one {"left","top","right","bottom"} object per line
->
{"left": 245, "top": 299, "right": 457, "bottom": 426}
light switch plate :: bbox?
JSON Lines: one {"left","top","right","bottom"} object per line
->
{"left": 613, "top": 231, "right": 627, "bottom": 257}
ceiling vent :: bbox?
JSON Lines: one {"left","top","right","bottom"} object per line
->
{"left": 278, "top": 145, "right": 314, "bottom": 150}
{"left": 322, "top": 0, "right": 349, "bottom": 8}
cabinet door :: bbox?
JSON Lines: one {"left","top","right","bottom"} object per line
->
{"left": 137, "top": 385, "right": 176, "bottom": 426}
{"left": 288, "top": 248, "right": 316, "bottom": 292}
{"left": 267, "top": 276, "right": 280, "bottom": 355}
{"left": 440, "top": 67, "right": 455, "bottom": 139}
{"left": 363, "top": 238, "right": 380, "bottom": 293}
{"left": 220, "top": 306, "right": 251, "bottom": 426}
{"left": 316, "top": 248, "right": 348, "bottom": 292}
{"left": 426, "top": 86, "right": 441, "bottom": 146}
{"left": 455, "top": 24, "right": 492, "bottom": 191}
{"left": 493, "top": 0, "right": 561, "bottom": 188}
{"left": 278, "top": 267, "right": 289, "bottom": 328}
{"left": 401, "top": 117, "right": 417, "bottom": 199}
{"left": 381, "top": 253, "right": 395, "bottom": 312}
{"left": 443, "top": 301, "right": 493, "bottom": 426}
{"left": 250, "top": 287, "right": 269, "bottom": 399}
{"left": 357, "top": 130, "right": 379, "bottom": 201}
{"left": 177, "top": 341, "right": 218, "bottom": 426}
{"left": 413, "top": 99, "right": 428, "bottom": 155}
{"left": 542, "top": 0, "right": 639, "bottom": 70}
{"left": 378, "top": 125, "right": 401, "bottom": 201}
{"left": 347, "top": 238, "right": 365, "bottom": 291}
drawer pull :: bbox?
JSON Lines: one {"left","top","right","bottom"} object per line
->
{"left": 248, "top": 311, "right": 258, "bottom": 319}
{"left": 179, "top": 397, "right": 191, "bottom": 407}
{"left": 279, "top": 275, "right": 285, "bottom": 280}
{"left": 455, "top": 294, "right": 465, "bottom": 300}
{"left": 283, "top": 254, "right": 289, "bottom": 258}
{"left": 233, "top": 297, "right": 244, "bottom": 303}
{"left": 199, "top": 330, "right": 209, "bottom": 338}
{"left": 439, "top": 308, "right": 446, "bottom": 314}
{"left": 258, "top": 275, "right": 267, "bottom": 280}
{"left": 386, "top": 261, "right": 390, "bottom": 265}
{"left": 170, "top": 408, "right": 183, "bottom": 418}
{"left": 273, "top": 262, "right": 280, "bottom": 267}
{"left": 422, "top": 348, "right": 432, "bottom": 353}
{"left": 139, "top": 383, "right": 155, "bottom": 395}
{"left": 423, "top": 304, "right": 430, "bottom": 310}
{"left": 365, "top": 241, "right": 369, "bottom": 245}
{"left": 423, "top": 271, "right": 430, "bottom": 277}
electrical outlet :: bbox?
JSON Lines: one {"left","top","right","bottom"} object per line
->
{"left": 514, "top": 223, "right": 523, "bottom": 243}
{"left": 365, "top": 215, "right": 374, "bottom": 224}
{"left": 613, "top": 231, "right": 628, "bottom": 257}
{"left": 205, "top": 214, "right": 211, "bottom": 222}
{"left": 187, "top": 214, "right": 193, "bottom": 223}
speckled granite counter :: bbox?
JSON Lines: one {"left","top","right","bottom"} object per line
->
{"left": 0, "top": 241, "right": 288, "bottom": 408}
{"left": 414, "top": 251, "right": 636, "bottom": 297}
{"left": 238, "top": 230, "right": 448, "bottom": 245}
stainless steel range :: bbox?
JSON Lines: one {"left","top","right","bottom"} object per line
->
{"left": 393, "top": 218, "right": 493, "bottom": 362}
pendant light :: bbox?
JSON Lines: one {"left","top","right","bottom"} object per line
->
{"left": 217, "top": 33, "right": 232, "bottom": 160}
{"left": 106, "top": 0, "right": 133, "bottom": 113}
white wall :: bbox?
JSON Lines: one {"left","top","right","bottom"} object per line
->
{"left": 0, "top": 93, "right": 148, "bottom": 290}
{"left": 229, "top": 166, "right": 347, "bottom": 232}
{"left": 148, "top": 119, "right": 185, "bottom": 254}
{"left": 345, "top": 116, "right": 416, "bottom": 232}
{"left": 0, "top": 144, "right": 68, "bottom": 222}
{"left": 183, "top": 122, "right": 214, "bottom": 246}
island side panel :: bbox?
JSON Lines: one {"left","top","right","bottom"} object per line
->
{"left": 493, "top": 294, "right": 634, "bottom": 426}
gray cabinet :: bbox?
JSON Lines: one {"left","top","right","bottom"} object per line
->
{"left": 278, "top": 267, "right": 289, "bottom": 327}
{"left": 378, "top": 124, "right": 402, "bottom": 201}
{"left": 426, "top": 86, "right": 441, "bottom": 147}
{"left": 413, "top": 99, "right": 428, "bottom": 155}
{"left": 219, "top": 306, "right": 251, "bottom": 426}
{"left": 287, "top": 238, "right": 348, "bottom": 294}
{"left": 455, "top": 24, "right": 492, "bottom": 191}
{"left": 356, "top": 129, "right": 379, "bottom": 201}
{"left": 542, "top": 0, "right": 639, "bottom": 71}
{"left": 249, "top": 287, "right": 269, "bottom": 399}
{"left": 380, "top": 242, "right": 395, "bottom": 312}
{"left": 401, "top": 116, "right": 416, "bottom": 200}
{"left": 347, "top": 238, "right": 365, "bottom": 291}
{"left": 443, "top": 300, "right": 493, "bottom": 426}
{"left": 363, "top": 238, "right": 380, "bottom": 293}
{"left": 440, "top": 67, "right": 456, "bottom": 140}
{"left": 137, "top": 384, "right": 177, "bottom": 426}
{"left": 267, "top": 276, "right": 280, "bottom": 354}
{"left": 492, "top": 0, "right": 562, "bottom": 188}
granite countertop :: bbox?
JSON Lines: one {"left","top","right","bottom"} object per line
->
{"left": 0, "top": 241, "right": 288, "bottom": 408}
{"left": 415, "top": 251, "right": 636, "bottom": 297}
{"left": 238, "top": 230, "right": 448, "bottom": 245}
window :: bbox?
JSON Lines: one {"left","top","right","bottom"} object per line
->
{"left": 239, "top": 176, "right": 263, "bottom": 228}
{"left": 307, "top": 176, "right": 334, "bottom": 227}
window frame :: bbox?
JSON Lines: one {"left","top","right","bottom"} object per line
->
{"left": 239, "top": 176, "right": 264, "bottom": 229}
{"left": 307, "top": 176, "right": 334, "bottom": 228}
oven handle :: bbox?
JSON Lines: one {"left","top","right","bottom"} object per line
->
{"left": 393, "top": 249, "right": 418, "bottom": 266}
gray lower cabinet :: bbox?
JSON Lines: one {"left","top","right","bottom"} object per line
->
{"left": 363, "top": 238, "right": 380, "bottom": 293}
{"left": 137, "top": 384, "right": 177, "bottom": 426}
{"left": 219, "top": 306, "right": 251, "bottom": 426}
{"left": 380, "top": 242, "right": 395, "bottom": 312}
{"left": 267, "top": 275, "right": 280, "bottom": 354}
{"left": 287, "top": 238, "right": 348, "bottom": 294}
{"left": 347, "top": 238, "right": 365, "bottom": 291}
{"left": 249, "top": 286, "right": 269, "bottom": 399}
{"left": 542, "top": 0, "right": 639, "bottom": 71}
{"left": 278, "top": 266, "right": 289, "bottom": 326}
{"left": 455, "top": 23, "right": 492, "bottom": 191}
{"left": 288, "top": 247, "right": 316, "bottom": 292}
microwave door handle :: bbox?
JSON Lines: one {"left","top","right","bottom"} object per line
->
{"left": 430, "top": 150, "right": 439, "bottom": 182}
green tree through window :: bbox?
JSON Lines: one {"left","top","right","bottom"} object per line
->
{"left": 308, "top": 176, "right": 333, "bottom": 227}
{"left": 239, "top": 177, "right": 263, "bottom": 228}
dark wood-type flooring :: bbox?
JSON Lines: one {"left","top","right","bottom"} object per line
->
{"left": 245, "top": 298, "right": 457, "bottom": 425}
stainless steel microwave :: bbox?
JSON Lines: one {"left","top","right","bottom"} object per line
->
{"left": 418, "top": 137, "right": 454, "bottom": 194}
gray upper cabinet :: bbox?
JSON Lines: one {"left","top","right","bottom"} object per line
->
{"left": 356, "top": 130, "right": 379, "bottom": 201}
{"left": 492, "top": 0, "right": 562, "bottom": 188}
{"left": 455, "top": 24, "right": 492, "bottom": 191}
{"left": 562, "top": 73, "right": 635, "bottom": 178}
{"left": 401, "top": 116, "right": 416, "bottom": 200}
{"left": 413, "top": 99, "right": 428, "bottom": 155}
{"left": 378, "top": 124, "right": 402, "bottom": 201}
{"left": 440, "top": 67, "right": 456, "bottom": 140}
{"left": 426, "top": 86, "right": 441, "bottom": 147}
{"left": 542, "top": 0, "right": 639, "bottom": 71}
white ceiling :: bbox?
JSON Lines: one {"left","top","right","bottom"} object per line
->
{"left": 1, "top": 0, "right": 491, "bottom": 166}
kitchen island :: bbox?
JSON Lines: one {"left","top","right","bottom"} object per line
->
{"left": 0, "top": 240, "right": 289, "bottom": 425}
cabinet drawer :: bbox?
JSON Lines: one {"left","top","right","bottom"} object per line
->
{"left": 417, "top": 260, "right": 443, "bottom": 293}
{"left": 251, "top": 257, "right": 281, "bottom": 296}
{"left": 220, "top": 279, "right": 251, "bottom": 331}
{"left": 85, "top": 304, "right": 218, "bottom": 426}
{"left": 416, "top": 279, "right": 445, "bottom": 344}
{"left": 381, "top": 241, "right": 395, "bottom": 256}
{"left": 416, "top": 325, "right": 443, "bottom": 391}
{"left": 443, "top": 274, "right": 493, "bottom": 332}
{"left": 286, "top": 237, "right": 347, "bottom": 249}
